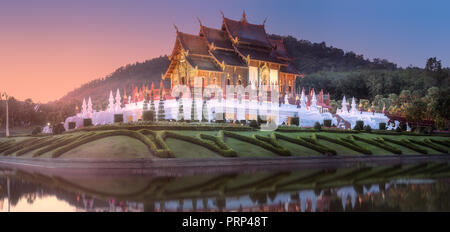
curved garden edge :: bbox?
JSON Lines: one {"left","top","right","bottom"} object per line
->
{"left": 0, "top": 154, "right": 449, "bottom": 173}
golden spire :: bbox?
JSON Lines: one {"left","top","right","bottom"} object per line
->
{"left": 241, "top": 9, "right": 247, "bottom": 22}
{"left": 196, "top": 17, "right": 202, "bottom": 27}
{"left": 173, "top": 24, "right": 179, "bottom": 33}
{"left": 220, "top": 10, "right": 224, "bottom": 19}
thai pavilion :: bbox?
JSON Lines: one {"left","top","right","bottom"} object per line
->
{"left": 163, "top": 11, "right": 301, "bottom": 102}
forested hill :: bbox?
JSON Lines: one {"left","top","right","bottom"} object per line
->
{"left": 58, "top": 56, "right": 170, "bottom": 108}
{"left": 58, "top": 35, "right": 398, "bottom": 106}
{"left": 280, "top": 35, "right": 398, "bottom": 73}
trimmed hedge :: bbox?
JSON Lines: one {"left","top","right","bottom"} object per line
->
{"left": 314, "top": 122, "right": 322, "bottom": 130}
{"left": 351, "top": 135, "right": 402, "bottom": 154}
{"left": 33, "top": 133, "right": 95, "bottom": 157}
{"left": 380, "top": 137, "right": 428, "bottom": 154}
{"left": 274, "top": 133, "right": 336, "bottom": 155}
{"left": 412, "top": 139, "right": 448, "bottom": 153}
{"left": 68, "top": 122, "right": 76, "bottom": 130}
{"left": 254, "top": 134, "right": 291, "bottom": 156}
{"left": 136, "top": 129, "right": 172, "bottom": 157}
{"left": 68, "top": 122, "right": 253, "bottom": 133}
{"left": 32, "top": 126, "right": 42, "bottom": 135}
{"left": 315, "top": 134, "right": 372, "bottom": 155}
{"left": 163, "top": 131, "right": 237, "bottom": 157}
{"left": 114, "top": 114, "right": 124, "bottom": 123}
{"left": 354, "top": 120, "right": 364, "bottom": 131}
{"left": 2, "top": 138, "right": 46, "bottom": 156}
{"left": 363, "top": 125, "right": 372, "bottom": 133}
{"left": 51, "top": 130, "right": 160, "bottom": 158}
{"left": 430, "top": 139, "right": 450, "bottom": 148}
{"left": 223, "top": 131, "right": 291, "bottom": 156}
{"left": 199, "top": 132, "right": 237, "bottom": 157}
{"left": 53, "top": 123, "right": 66, "bottom": 134}
{"left": 291, "top": 117, "right": 299, "bottom": 126}
{"left": 142, "top": 110, "right": 155, "bottom": 122}
{"left": 0, "top": 140, "right": 16, "bottom": 153}
{"left": 16, "top": 136, "right": 66, "bottom": 156}
{"left": 83, "top": 118, "right": 93, "bottom": 127}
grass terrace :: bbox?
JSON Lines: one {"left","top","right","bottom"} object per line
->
{"left": 0, "top": 122, "right": 448, "bottom": 159}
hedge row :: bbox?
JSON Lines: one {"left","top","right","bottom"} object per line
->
{"left": 2, "top": 138, "right": 46, "bottom": 156}
{"left": 276, "top": 127, "right": 361, "bottom": 134}
{"left": 350, "top": 135, "right": 402, "bottom": 154}
{"left": 70, "top": 123, "right": 253, "bottom": 133}
{"left": 273, "top": 133, "right": 336, "bottom": 155}
{"left": 0, "top": 140, "right": 16, "bottom": 153}
{"left": 16, "top": 136, "right": 67, "bottom": 156}
{"left": 200, "top": 131, "right": 236, "bottom": 155}
{"left": 380, "top": 137, "right": 428, "bottom": 154}
{"left": 33, "top": 133, "right": 94, "bottom": 157}
{"left": 254, "top": 134, "right": 291, "bottom": 156}
{"left": 163, "top": 131, "right": 237, "bottom": 157}
{"left": 223, "top": 131, "right": 291, "bottom": 156}
{"left": 137, "top": 129, "right": 172, "bottom": 158}
{"left": 417, "top": 139, "right": 448, "bottom": 153}
{"left": 430, "top": 139, "right": 450, "bottom": 148}
{"left": 137, "top": 129, "right": 170, "bottom": 150}
{"left": 51, "top": 130, "right": 158, "bottom": 158}
{"left": 315, "top": 134, "right": 372, "bottom": 155}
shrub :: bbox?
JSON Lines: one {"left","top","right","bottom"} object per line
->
{"left": 53, "top": 123, "right": 66, "bottom": 135}
{"left": 399, "top": 122, "right": 407, "bottom": 132}
{"left": 381, "top": 137, "right": 428, "bottom": 154}
{"left": 32, "top": 126, "right": 42, "bottom": 135}
{"left": 114, "top": 114, "right": 123, "bottom": 123}
{"left": 164, "top": 131, "right": 237, "bottom": 157}
{"left": 223, "top": 131, "right": 290, "bottom": 156}
{"left": 379, "top": 122, "right": 386, "bottom": 130}
{"left": 315, "top": 134, "right": 372, "bottom": 155}
{"left": 363, "top": 125, "right": 372, "bottom": 133}
{"left": 291, "top": 117, "right": 299, "bottom": 126}
{"left": 51, "top": 130, "right": 166, "bottom": 158}
{"left": 33, "top": 134, "right": 91, "bottom": 157}
{"left": 352, "top": 136, "right": 402, "bottom": 154}
{"left": 274, "top": 133, "right": 336, "bottom": 155}
{"left": 323, "top": 119, "right": 332, "bottom": 127}
{"left": 249, "top": 120, "right": 259, "bottom": 129}
{"left": 257, "top": 115, "right": 267, "bottom": 125}
{"left": 2, "top": 138, "right": 45, "bottom": 156}
{"left": 142, "top": 110, "right": 155, "bottom": 122}
{"left": 68, "top": 122, "right": 76, "bottom": 130}
{"left": 414, "top": 139, "right": 448, "bottom": 153}
{"left": 314, "top": 122, "right": 321, "bottom": 130}
{"left": 395, "top": 126, "right": 403, "bottom": 133}
{"left": 240, "top": 120, "right": 247, "bottom": 125}
{"left": 83, "top": 118, "right": 92, "bottom": 127}
{"left": 354, "top": 120, "right": 364, "bottom": 131}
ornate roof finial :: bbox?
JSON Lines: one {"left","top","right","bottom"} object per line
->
{"left": 263, "top": 17, "right": 267, "bottom": 25}
{"left": 220, "top": 10, "right": 224, "bottom": 19}
{"left": 173, "top": 24, "right": 179, "bottom": 33}
{"left": 196, "top": 17, "right": 203, "bottom": 27}
{"left": 241, "top": 9, "right": 247, "bottom": 22}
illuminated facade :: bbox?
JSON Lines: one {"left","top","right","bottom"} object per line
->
{"left": 163, "top": 11, "right": 301, "bottom": 100}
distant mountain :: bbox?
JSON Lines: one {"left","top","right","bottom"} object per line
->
{"left": 58, "top": 35, "right": 399, "bottom": 106}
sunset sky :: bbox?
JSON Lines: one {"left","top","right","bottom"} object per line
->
{"left": 1, "top": 0, "right": 449, "bottom": 103}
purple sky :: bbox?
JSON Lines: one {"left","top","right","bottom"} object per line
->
{"left": 1, "top": 0, "right": 449, "bottom": 102}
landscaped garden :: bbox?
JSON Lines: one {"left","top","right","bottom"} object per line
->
{"left": 0, "top": 121, "right": 448, "bottom": 159}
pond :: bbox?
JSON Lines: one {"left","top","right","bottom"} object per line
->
{"left": 1, "top": 162, "right": 449, "bottom": 212}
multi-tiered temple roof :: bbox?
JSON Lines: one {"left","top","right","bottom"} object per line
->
{"left": 164, "top": 11, "right": 301, "bottom": 94}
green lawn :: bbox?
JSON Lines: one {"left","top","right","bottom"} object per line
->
{"left": 0, "top": 128, "right": 448, "bottom": 159}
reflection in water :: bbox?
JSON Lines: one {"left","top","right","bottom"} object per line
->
{"left": 1, "top": 162, "right": 450, "bottom": 212}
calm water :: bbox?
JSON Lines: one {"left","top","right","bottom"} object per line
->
{"left": 1, "top": 162, "right": 450, "bottom": 212}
